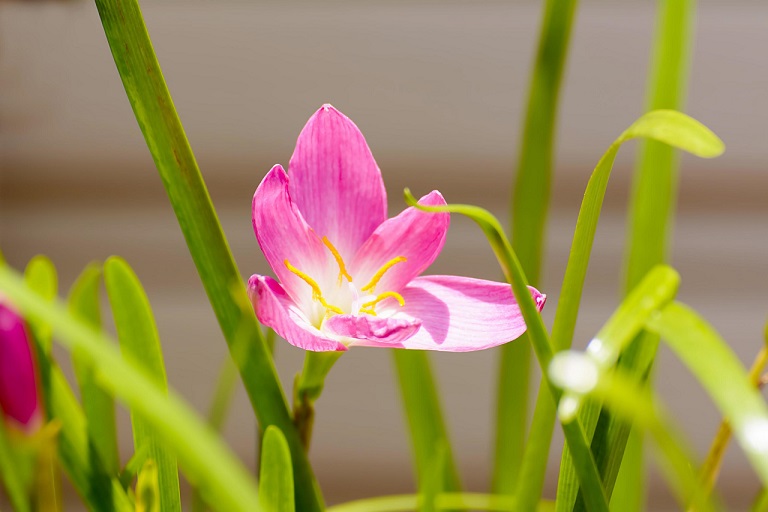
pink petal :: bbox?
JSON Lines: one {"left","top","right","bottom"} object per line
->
{"left": 396, "top": 275, "right": 546, "bottom": 352}
{"left": 350, "top": 191, "right": 449, "bottom": 294}
{"left": 323, "top": 314, "right": 421, "bottom": 348}
{"left": 0, "top": 302, "right": 40, "bottom": 428}
{"left": 248, "top": 275, "right": 347, "bottom": 352}
{"left": 252, "top": 165, "right": 332, "bottom": 310}
{"left": 288, "top": 105, "right": 387, "bottom": 262}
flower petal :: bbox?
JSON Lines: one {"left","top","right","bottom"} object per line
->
{"left": 288, "top": 105, "right": 387, "bottom": 261}
{"left": 248, "top": 275, "right": 347, "bottom": 352}
{"left": 252, "top": 165, "right": 332, "bottom": 310}
{"left": 0, "top": 302, "right": 40, "bottom": 427}
{"left": 323, "top": 313, "right": 421, "bottom": 348}
{"left": 350, "top": 191, "right": 449, "bottom": 294}
{"left": 396, "top": 275, "right": 546, "bottom": 352}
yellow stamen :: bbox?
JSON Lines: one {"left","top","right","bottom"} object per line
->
{"left": 359, "top": 308, "right": 378, "bottom": 317}
{"left": 361, "top": 256, "right": 407, "bottom": 292}
{"left": 284, "top": 260, "right": 344, "bottom": 315}
{"left": 322, "top": 236, "right": 353, "bottom": 284}
{"left": 362, "top": 291, "right": 406, "bottom": 310}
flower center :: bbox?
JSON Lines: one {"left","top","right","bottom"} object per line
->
{"left": 284, "top": 237, "right": 407, "bottom": 321}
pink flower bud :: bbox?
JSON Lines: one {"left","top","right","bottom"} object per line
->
{"left": 0, "top": 301, "right": 41, "bottom": 430}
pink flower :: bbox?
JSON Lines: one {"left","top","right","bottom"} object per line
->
{"left": 0, "top": 300, "right": 41, "bottom": 429}
{"left": 248, "top": 105, "right": 545, "bottom": 352}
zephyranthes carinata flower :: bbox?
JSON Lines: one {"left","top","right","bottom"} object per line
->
{"left": 248, "top": 105, "right": 545, "bottom": 352}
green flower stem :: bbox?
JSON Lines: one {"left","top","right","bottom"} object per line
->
{"left": 496, "top": 0, "right": 579, "bottom": 494}
{"left": 293, "top": 351, "right": 343, "bottom": 450}
{"left": 614, "top": 0, "right": 696, "bottom": 508}
{"left": 92, "top": 1, "right": 322, "bottom": 509}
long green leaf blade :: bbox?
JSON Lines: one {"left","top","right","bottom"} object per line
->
{"left": 104, "top": 257, "right": 181, "bottom": 512}
{"left": 615, "top": 1, "right": 698, "bottom": 508}
{"left": 647, "top": 302, "right": 768, "bottom": 486}
{"left": 496, "top": 0, "right": 578, "bottom": 493}
{"left": 259, "top": 426, "right": 295, "bottom": 512}
{"left": 0, "top": 264, "right": 260, "bottom": 512}
{"left": 92, "top": 2, "right": 321, "bottom": 508}
{"left": 68, "top": 263, "right": 120, "bottom": 475}
{"left": 393, "top": 350, "right": 461, "bottom": 508}
{"left": 0, "top": 410, "right": 32, "bottom": 512}
{"left": 546, "top": 110, "right": 722, "bottom": 512}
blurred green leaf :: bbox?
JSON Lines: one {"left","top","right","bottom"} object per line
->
{"left": 617, "top": 1, "right": 700, "bottom": 506}
{"left": 497, "top": 0, "right": 578, "bottom": 494}
{"left": 23, "top": 258, "right": 132, "bottom": 512}
{"left": 0, "top": 413, "right": 32, "bottom": 512}
{"left": 647, "top": 302, "right": 768, "bottom": 486}
{"left": 93, "top": 2, "right": 321, "bottom": 507}
{"left": 68, "top": 263, "right": 120, "bottom": 475}
{"left": 0, "top": 264, "right": 260, "bottom": 512}
{"left": 393, "top": 349, "right": 461, "bottom": 509}
{"left": 104, "top": 256, "right": 181, "bottom": 512}
{"left": 259, "top": 426, "right": 294, "bottom": 512}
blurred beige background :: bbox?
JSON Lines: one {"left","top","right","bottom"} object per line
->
{"left": 2, "top": 0, "right": 767, "bottom": 509}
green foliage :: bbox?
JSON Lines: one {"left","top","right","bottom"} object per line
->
{"left": 0, "top": 264, "right": 260, "bottom": 512}
{"left": 69, "top": 263, "right": 120, "bottom": 476}
{"left": 92, "top": 1, "right": 322, "bottom": 507}
{"left": 259, "top": 426, "right": 295, "bottom": 512}
{"left": 104, "top": 257, "right": 181, "bottom": 512}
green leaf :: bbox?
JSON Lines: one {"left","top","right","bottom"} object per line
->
{"left": 92, "top": 2, "right": 321, "bottom": 508}
{"left": 393, "top": 350, "right": 461, "bottom": 509}
{"left": 23, "top": 255, "right": 57, "bottom": 354}
{"left": 497, "top": 0, "right": 578, "bottom": 493}
{"left": 0, "top": 264, "right": 260, "bottom": 512}
{"left": 529, "top": 108, "right": 723, "bottom": 512}
{"left": 557, "top": 364, "right": 717, "bottom": 512}
{"left": 616, "top": 1, "right": 701, "bottom": 507}
{"left": 326, "top": 493, "right": 554, "bottom": 512}
{"left": 23, "top": 258, "right": 133, "bottom": 512}
{"left": 0, "top": 412, "right": 32, "bottom": 512}
{"left": 68, "top": 263, "right": 120, "bottom": 475}
{"left": 259, "top": 426, "right": 294, "bottom": 512}
{"left": 647, "top": 302, "right": 768, "bottom": 487}
{"left": 103, "top": 256, "right": 181, "bottom": 512}
{"left": 403, "top": 192, "right": 608, "bottom": 512}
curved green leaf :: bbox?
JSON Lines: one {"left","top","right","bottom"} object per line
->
{"left": 403, "top": 191, "right": 608, "bottom": 512}
{"left": 0, "top": 264, "right": 260, "bottom": 512}
{"left": 647, "top": 302, "right": 768, "bottom": 486}
{"left": 259, "top": 426, "right": 294, "bottom": 512}
{"left": 23, "top": 255, "right": 57, "bottom": 353}
{"left": 69, "top": 263, "right": 120, "bottom": 475}
{"left": 104, "top": 256, "right": 181, "bottom": 512}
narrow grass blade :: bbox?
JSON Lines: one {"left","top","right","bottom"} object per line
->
{"left": 497, "top": 0, "right": 578, "bottom": 492}
{"left": 647, "top": 302, "right": 768, "bottom": 487}
{"left": 393, "top": 350, "right": 461, "bottom": 507}
{"left": 259, "top": 426, "right": 295, "bottom": 512}
{"left": 23, "top": 258, "right": 132, "bottom": 511}
{"left": 404, "top": 192, "right": 608, "bottom": 512}
{"left": 616, "top": 1, "right": 698, "bottom": 507}
{"left": 104, "top": 257, "right": 181, "bottom": 512}
{"left": 0, "top": 264, "right": 260, "bottom": 512}
{"left": 68, "top": 263, "right": 120, "bottom": 475}
{"left": 92, "top": 2, "right": 321, "bottom": 507}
